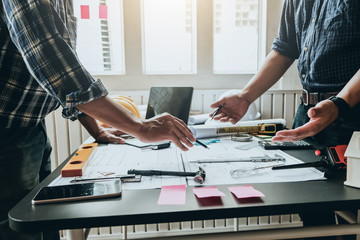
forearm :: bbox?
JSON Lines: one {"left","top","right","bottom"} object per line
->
{"left": 241, "top": 50, "right": 294, "bottom": 103}
{"left": 338, "top": 69, "right": 360, "bottom": 108}
{"left": 76, "top": 96, "right": 142, "bottom": 137}
{"left": 78, "top": 114, "right": 103, "bottom": 139}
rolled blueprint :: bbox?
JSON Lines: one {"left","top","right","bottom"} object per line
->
{"left": 189, "top": 119, "right": 286, "bottom": 139}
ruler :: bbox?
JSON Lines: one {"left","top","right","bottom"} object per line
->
{"left": 61, "top": 143, "right": 98, "bottom": 177}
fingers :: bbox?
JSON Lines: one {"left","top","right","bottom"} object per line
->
{"left": 147, "top": 113, "right": 196, "bottom": 151}
{"left": 272, "top": 120, "right": 323, "bottom": 142}
{"left": 107, "top": 136, "right": 126, "bottom": 144}
{"left": 272, "top": 129, "right": 304, "bottom": 142}
{"left": 210, "top": 99, "right": 226, "bottom": 109}
{"left": 96, "top": 132, "right": 126, "bottom": 144}
{"left": 108, "top": 128, "right": 126, "bottom": 136}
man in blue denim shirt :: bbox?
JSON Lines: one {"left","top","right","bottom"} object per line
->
{"left": 212, "top": 0, "right": 360, "bottom": 146}
{"left": 0, "top": 1, "right": 195, "bottom": 239}
{"left": 211, "top": 1, "right": 360, "bottom": 237}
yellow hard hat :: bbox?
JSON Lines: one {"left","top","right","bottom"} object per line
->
{"left": 99, "top": 95, "right": 141, "bottom": 128}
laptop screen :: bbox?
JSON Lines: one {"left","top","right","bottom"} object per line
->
{"left": 146, "top": 87, "right": 194, "bottom": 123}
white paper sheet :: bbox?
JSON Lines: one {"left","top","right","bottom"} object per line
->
{"left": 50, "top": 143, "right": 185, "bottom": 190}
{"left": 51, "top": 138, "right": 325, "bottom": 189}
{"left": 182, "top": 139, "right": 325, "bottom": 186}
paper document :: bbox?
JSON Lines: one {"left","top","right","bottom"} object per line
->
{"left": 182, "top": 138, "right": 325, "bottom": 186}
{"left": 50, "top": 142, "right": 185, "bottom": 190}
{"left": 51, "top": 137, "right": 324, "bottom": 190}
{"left": 188, "top": 114, "right": 210, "bottom": 125}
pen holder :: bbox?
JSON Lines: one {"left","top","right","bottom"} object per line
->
{"left": 344, "top": 132, "right": 360, "bottom": 188}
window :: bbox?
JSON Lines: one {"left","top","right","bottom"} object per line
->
{"left": 73, "top": 0, "right": 125, "bottom": 75}
{"left": 72, "top": 0, "right": 266, "bottom": 88}
{"left": 213, "top": 0, "right": 259, "bottom": 74}
{"left": 141, "top": 0, "right": 197, "bottom": 74}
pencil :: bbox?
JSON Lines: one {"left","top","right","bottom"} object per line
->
{"left": 210, "top": 105, "right": 224, "bottom": 120}
{"left": 195, "top": 139, "right": 209, "bottom": 149}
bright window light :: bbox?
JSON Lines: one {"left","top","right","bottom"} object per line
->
{"left": 73, "top": 0, "right": 125, "bottom": 75}
{"left": 213, "top": 0, "right": 259, "bottom": 74}
{"left": 141, "top": 0, "right": 197, "bottom": 74}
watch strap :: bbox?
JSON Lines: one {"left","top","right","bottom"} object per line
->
{"left": 328, "top": 96, "right": 350, "bottom": 121}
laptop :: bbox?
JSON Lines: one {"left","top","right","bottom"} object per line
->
{"left": 146, "top": 87, "right": 194, "bottom": 123}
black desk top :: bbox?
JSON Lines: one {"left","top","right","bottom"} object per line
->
{"left": 9, "top": 149, "right": 360, "bottom": 233}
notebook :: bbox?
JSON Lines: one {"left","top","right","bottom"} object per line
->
{"left": 146, "top": 87, "right": 194, "bottom": 123}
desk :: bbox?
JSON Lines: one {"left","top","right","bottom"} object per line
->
{"left": 9, "top": 149, "right": 360, "bottom": 240}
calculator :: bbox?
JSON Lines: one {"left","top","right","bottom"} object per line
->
{"left": 258, "top": 140, "right": 314, "bottom": 150}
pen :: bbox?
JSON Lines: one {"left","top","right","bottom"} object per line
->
{"left": 210, "top": 105, "right": 224, "bottom": 120}
{"left": 195, "top": 139, "right": 209, "bottom": 149}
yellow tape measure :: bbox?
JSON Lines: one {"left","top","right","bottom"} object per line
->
{"left": 217, "top": 123, "right": 277, "bottom": 135}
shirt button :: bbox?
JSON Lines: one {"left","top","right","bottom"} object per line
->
{"left": 312, "top": 18, "right": 316, "bottom": 23}
{"left": 304, "top": 47, "right": 308, "bottom": 51}
{"left": 302, "top": 74, "right": 306, "bottom": 79}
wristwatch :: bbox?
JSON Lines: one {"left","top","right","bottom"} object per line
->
{"left": 328, "top": 96, "right": 350, "bottom": 122}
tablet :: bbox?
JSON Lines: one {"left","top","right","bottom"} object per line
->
{"left": 32, "top": 180, "right": 121, "bottom": 205}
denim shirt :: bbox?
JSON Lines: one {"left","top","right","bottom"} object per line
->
{"left": 272, "top": 0, "right": 360, "bottom": 92}
{"left": 0, "top": 0, "right": 108, "bottom": 127}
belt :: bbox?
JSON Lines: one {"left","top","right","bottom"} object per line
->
{"left": 301, "top": 89, "right": 339, "bottom": 106}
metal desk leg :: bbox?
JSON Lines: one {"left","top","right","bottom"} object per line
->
{"left": 66, "top": 229, "right": 85, "bottom": 240}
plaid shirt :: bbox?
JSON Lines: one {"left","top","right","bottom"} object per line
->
{"left": 273, "top": 0, "right": 360, "bottom": 92}
{"left": 0, "top": 0, "right": 108, "bottom": 128}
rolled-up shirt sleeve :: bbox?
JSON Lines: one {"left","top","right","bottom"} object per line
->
{"left": 1, "top": 0, "right": 108, "bottom": 120}
{"left": 272, "top": 0, "right": 299, "bottom": 60}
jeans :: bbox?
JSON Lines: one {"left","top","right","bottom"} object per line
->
{"left": 0, "top": 120, "right": 58, "bottom": 240}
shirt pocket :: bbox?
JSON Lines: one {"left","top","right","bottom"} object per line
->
{"left": 323, "top": 0, "right": 359, "bottom": 31}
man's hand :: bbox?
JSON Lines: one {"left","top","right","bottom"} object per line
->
{"left": 209, "top": 93, "right": 251, "bottom": 124}
{"left": 272, "top": 100, "right": 339, "bottom": 142}
{"left": 136, "top": 113, "right": 195, "bottom": 151}
{"left": 95, "top": 128, "right": 126, "bottom": 144}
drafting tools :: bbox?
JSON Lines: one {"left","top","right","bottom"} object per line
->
{"left": 231, "top": 133, "right": 253, "bottom": 142}
{"left": 217, "top": 123, "right": 283, "bottom": 135}
{"left": 125, "top": 141, "right": 171, "bottom": 150}
{"left": 190, "top": 154, "right": 286, "bottom": 164}
{"left": 210, "top": 105, "right": 223, "bottom": 120}
{"left": 230, "top": 163, "right": 286, "bottom": 178}
{"left": 272, "top": 145, "right": 348, "bottom": 170}
{"left": 70, "top": 174, "right": 141, "bottom": 183}
{"left": 61, "top": 143, "right": 98, "bottom": 177}
{"left": 195, "top": 139, "right": 209, "bottom": 149}
{"left": 128, "top": 167, "right": 206, "bottom": 184}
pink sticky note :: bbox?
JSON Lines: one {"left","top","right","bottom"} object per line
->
{"left": 158, "top": 185, "right": 186, "bottom": 205}
{"left": 99, "top": 5, "right": 108, "bottom": 19}
{"left": 80, "top": 5, "right": 90, "bottom": 19}
{"left": 193, "top": 187, "right": 225, "bottom": 198}
{"left": 228, "top": 185, "right": 265, "bottom": 199}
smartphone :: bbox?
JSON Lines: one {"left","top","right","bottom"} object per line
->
{"left": 32, "top": 180, "right": 122, "bottom": 205}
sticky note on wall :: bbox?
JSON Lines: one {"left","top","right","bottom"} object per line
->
{"left": 99, "top": 5, "right": 108, "bottom": 19}
{"left": 80, "top": 5, "right": 90, "bottom": 19}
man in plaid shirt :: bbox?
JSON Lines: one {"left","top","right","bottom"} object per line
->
{"left": 0, "top": 1, "right": 195, "bottom": 239}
